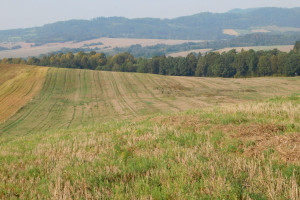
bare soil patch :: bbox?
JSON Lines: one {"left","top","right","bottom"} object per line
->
{"left": 222, "top": 124, "right": 300, "bottom": 163}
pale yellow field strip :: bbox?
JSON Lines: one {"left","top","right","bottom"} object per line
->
{"left": 0, "top": 64, "right": 48, "bottom": 123}
{"left": 216, "top": 45, "right": 294, "bottom": 53}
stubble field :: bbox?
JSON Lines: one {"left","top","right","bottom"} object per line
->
{"left": 0, "top": 64, "right": 300, "bottom": 199}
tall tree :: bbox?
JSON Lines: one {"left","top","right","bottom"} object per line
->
{"left": 258, "top": 55, "right": 272, "bottom": 76}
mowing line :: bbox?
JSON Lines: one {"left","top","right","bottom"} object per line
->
{"left": 109, "top": 72, "right": 138, "bottom": 116}
{"left": 119, "top": 72, "right": 160, "bottom": 114}
{"left": 133, "top": 73, "right": 180, "bottom": 112}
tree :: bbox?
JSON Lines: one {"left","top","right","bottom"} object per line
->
{"left": 258, "top": 56, "right": 272, "bottom": 76}
{"left": 294, "top": 41, "right": 300, "bottom": 54}
{"left": 284, "top": 53, "right": 300, "bottom": 76}
{"left": 186, "top": 53, "right": 197, "bottom": 76}
{"left": 233, "top": 52, "right": 248, "bottom": 77}
{"left": 270, "top": 55, "right": 278, "bottom": 74}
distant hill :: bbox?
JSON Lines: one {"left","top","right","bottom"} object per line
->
{"left": 0, "top": 7, "right": 300, "bottom": 44}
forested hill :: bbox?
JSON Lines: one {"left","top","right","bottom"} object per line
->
{"left": 1, "top": 7, "right": 300, "bottom": 44}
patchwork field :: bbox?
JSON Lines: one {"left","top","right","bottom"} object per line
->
{"left": 0, "top": 64, "right": 300, "bottom": 199}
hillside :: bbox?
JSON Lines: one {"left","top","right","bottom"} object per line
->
{"left": 0, "top": 7, "right": 300, "bottom": 44}
{"left": 0, "top": 65, "right": 299, "bottom": 198}
{"left": 0, "top": 64, "right": 47, "bottom": 123}
{"left": 1, "top": 64, "right": 300, "bottom": 135}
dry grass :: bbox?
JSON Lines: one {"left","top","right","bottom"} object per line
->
{"left": 0, "top": 96, "right": 299, "bottom": 199}
{"left": 0, "top": 66, "right": 300, "bottom": 198}
{"left": 0, "top": 64, "right": 48, "bottom": 123}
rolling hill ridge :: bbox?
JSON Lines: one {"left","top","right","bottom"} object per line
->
{"left": 0, "top": 7, "right": 300, "bottom": 44}
{"left": 1, "top": 64, "right": 300, "bottom": 135}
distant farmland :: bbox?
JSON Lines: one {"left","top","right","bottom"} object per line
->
{"left": 216, "top": 45, "right": 294, "bottom": 53}
{"left": 167, "top": 49, "right": 211, "bottom": 57}
{"left": 0, "top": 38, "right": 203, "bottom": 59}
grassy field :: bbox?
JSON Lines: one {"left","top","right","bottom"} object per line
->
{"left": 0, "top": 64, "right": 300, "bottom": 199}
{"left": 0, "top": 95, "right": 299, "bottom": 199}
{"left": 1, "top": 65, "right": 300, "bottom": 135}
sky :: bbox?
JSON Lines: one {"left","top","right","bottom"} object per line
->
{"left": 1, "top": 0, "right": 300, "bottom": 30}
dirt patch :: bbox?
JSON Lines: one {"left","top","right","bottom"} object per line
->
{"left": 151, "top": 115, "right": 210, "bottom": 131}
{"left": 220, "top": 124, "right": 300, "bottom": 163}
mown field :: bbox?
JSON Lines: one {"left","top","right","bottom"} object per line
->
{"left": 0, "top": 64, "right": 47, "bottom": 124}
{"left": 0, "top": 95, "right": 300, "bottom": 199}
{"left": 0, "top": 64, "right": 300, "bottom": 199}
{"left": 1, "top": 64, "right": 300, "bottom": 135}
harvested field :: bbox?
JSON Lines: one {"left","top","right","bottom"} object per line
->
{"left": 1, "top": 65, "right": 300, "bottom": 199}
{"left": 223, "top": 29, "right": 239, "bottom": 36}
{"left": 0, "top": 64, "right": 47, "bottom": 123}
{"left": 1, "top": 93, "right": 300, "bottom": 199}
{"left": 1, "top": 65, "right": 300, "bottom": 135}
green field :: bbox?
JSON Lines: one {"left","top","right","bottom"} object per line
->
{"left": 2, "top": 65, "right": 300, "bottom": 135}
{"left": 0, "top": 64, "right": 300, "bottom": 199}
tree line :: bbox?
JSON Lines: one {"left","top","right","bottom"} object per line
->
{"left": 1, "top": 42, "right": 300, "bottom": 78}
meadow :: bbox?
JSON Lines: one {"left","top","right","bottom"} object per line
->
{"left": 0, "top": 64, "right": 300, "bottom": 199}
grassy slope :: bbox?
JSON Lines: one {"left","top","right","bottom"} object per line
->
{"left": 0, "top": 64, "right": 47, "bottom": 123}
{"left": 0, "top": 65, "right": 300, "bottom": 199}
{"left": 1, "top": 66, "right": 300, "bottom": 135}
{"left": 0, "top": 96, "right": 299, "bottom": 199}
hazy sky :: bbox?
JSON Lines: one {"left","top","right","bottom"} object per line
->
{"left": 1, "top": 0, "right": 300, "bottom": 30}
